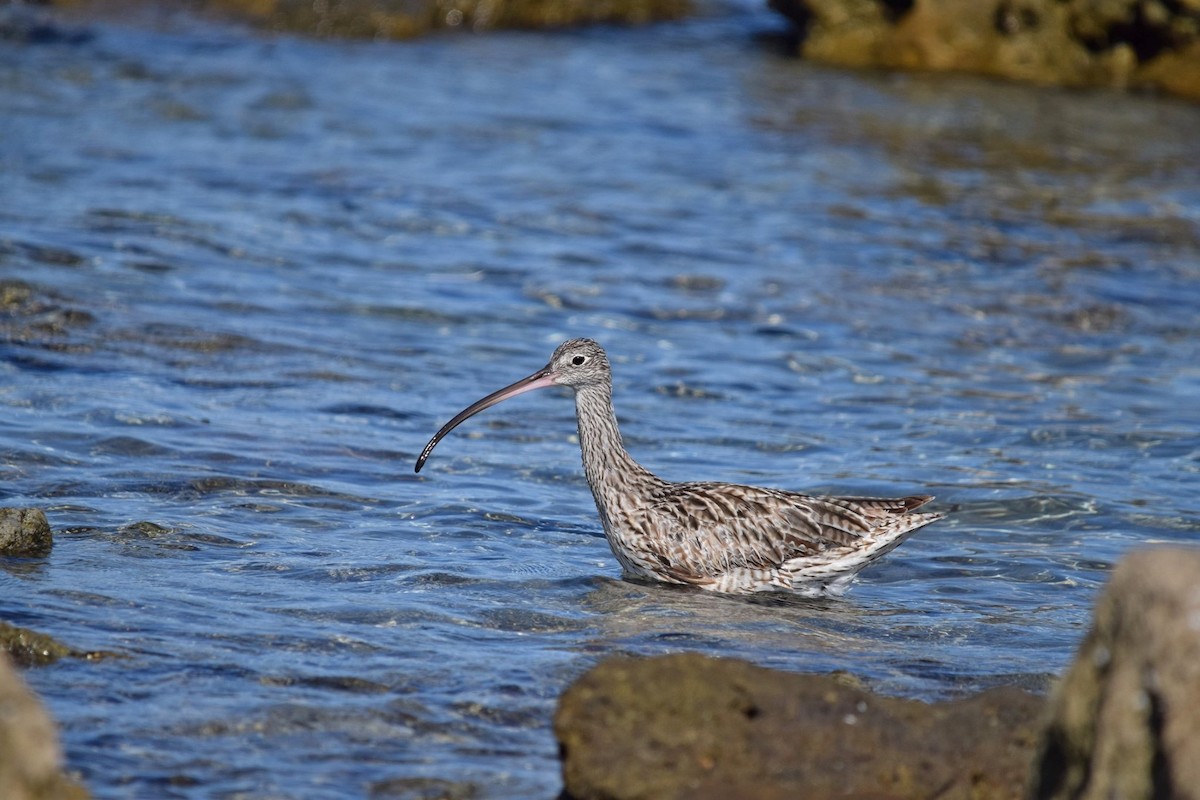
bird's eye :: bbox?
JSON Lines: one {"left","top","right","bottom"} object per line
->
{"left": 572, "top": 355, "right": 586, "bottom": 366}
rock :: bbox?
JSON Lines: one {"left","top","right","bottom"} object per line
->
{"left": 769, "top": 0, "right": 1200, "bottom": 102}
{"left": 0, "top": 622, "right": 75, "bottom": 668}
{"left": 1032, "top": 547, "right": 1200, "bottom": 800}
{"left": 0, "top": 281, "right": 93, "bottom": 342}
{"left": 1136, "top": 39, "right": 1200, "bottom": 100}
{"left": 0, "top": 653, "right": 90, "bottom": 800}
{"left": 0, "top": 508, "right": 53, "bottom": 557}
{"left": 555, "top": 652, "right": 1042, "bottom": 800}
{"left": 45, "top": 0, "right": 691, "bottom": 38}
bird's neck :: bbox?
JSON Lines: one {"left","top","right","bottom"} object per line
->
{"left": 572, "top": 383, "right": 661, "bottom": 508}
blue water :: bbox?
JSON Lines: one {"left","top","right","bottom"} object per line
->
{"left": 3, "top": 3, "right": 1200, "bottom": 797}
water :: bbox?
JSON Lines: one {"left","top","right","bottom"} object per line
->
{"left": 2, "top": 2, "right": 1200, "bottom": 796}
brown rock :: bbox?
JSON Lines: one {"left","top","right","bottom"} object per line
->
{"left": 771, "top": 0, "right": 1200, "bottom": 101}
{"left": 0, "top": 653, "right": 90, "bottom": 800}
{"left": 1032, "top": 548, "right": 1200, "bottom": 800}
{"left": 0, "top": 508, "right": 53, "bottom": 557}
{"left": 555, "top": 652, "right": 1042, "bottom": 800}
{"left": 1136, "top": 40, "right": 1200, "bottom": 98}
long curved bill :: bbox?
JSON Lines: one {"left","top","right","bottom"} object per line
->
{"left": 414, "top": 365, "right": 558, "bottom": 473}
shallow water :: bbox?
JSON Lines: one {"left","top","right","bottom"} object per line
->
{"left": 2, "top": 3, "right": 1200, "bottom": 797}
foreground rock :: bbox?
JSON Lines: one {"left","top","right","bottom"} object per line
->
{"left": 0, "top": 508, "right": 53, "bottom": 557}
{"left": 0, "top": 653, "right": 90, "bottom": 800}
{"left": 45, "top": 0, "right": 691, "bottom": 37}
{"left": 555, "top": 651, "right": 1042, "bottom": 799}
{"left": 1033, "top": 547, "right": 1200, "bottom": 800}
{"left": 770, "top": 0, "right": 1200, "bottom": 102}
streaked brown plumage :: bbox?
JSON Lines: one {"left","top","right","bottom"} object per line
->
{"left": 415, "top": 338, "right": 942, "bottom": 595}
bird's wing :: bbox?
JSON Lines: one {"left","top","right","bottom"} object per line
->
{"left": 634, "top": 482, "right": 897, "bottom": 578}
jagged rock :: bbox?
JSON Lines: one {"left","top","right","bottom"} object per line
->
{"left": 0, "top": 653, "right": 90, "bottom": 800}
{"left": 770, "top": 0, "right": 1200, "bottom": 101}
{"left": 555, "top": 652, "right": 1042, "bottom": 800}
{"left": 0, "top": 508, "right": 53, "bottom": 557}
{"left": 1032, "top": 547, "right": 1200, "bottom": 800}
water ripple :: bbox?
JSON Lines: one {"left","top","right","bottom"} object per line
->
{"left": 3, "top": 7, "right": 1199, "bottom": 799}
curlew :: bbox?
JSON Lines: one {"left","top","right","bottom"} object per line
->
{"left": 415, "top": 339, "right": 942, "bottom": 595}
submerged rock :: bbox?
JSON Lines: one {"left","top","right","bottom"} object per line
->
{"left": 0, "top": 508, "right": 53, "bottom": 557}
{"left": 770, "top": 0, "right": 1200, "bottom": 102}
{"left": 0, "top": 622, "right": 74, "bottom": 668}
{"left": 1033, "top": 547, "right": 1200, "bottom": 800}
{"left": 0, "top": 653, "right": 90, "bottom": 800}
{"left": 555, "top": 651, "right": 1042, "bottom": 800}
{"left": 0, "top": 280, "right": 93, "bottom": 351}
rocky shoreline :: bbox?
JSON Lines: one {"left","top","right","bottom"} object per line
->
{"left": 15, "top": 0, "right": 692, "bottom": 39}
{"left": 16, "top": 0, "right": 1200, "bottom": 101}
{"left": 771, "top": 0, "right": 1200, "bottom": 102}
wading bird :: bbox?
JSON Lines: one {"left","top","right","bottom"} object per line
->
{"left": 416, "top": 339, "right": 941, "bottom": 595}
